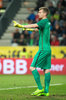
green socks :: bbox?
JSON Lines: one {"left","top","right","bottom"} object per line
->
{"left": 44, "top": 72, "right": 51, "bottom": 93}
{"left": 32, "top": 69, "right": 43, "bottom": 90}
{"left": 32, "top": 70, "right": 51, "bottom": 92}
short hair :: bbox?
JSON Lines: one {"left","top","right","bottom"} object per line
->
{"left": 39, "top": 7, "right": 50, "bottom": 16}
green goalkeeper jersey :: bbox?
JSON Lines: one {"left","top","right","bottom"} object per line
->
{"left": 37, "top": 18, "right": 51, "bottom": 51}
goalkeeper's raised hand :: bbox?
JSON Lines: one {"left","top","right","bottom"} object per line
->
{"left": 13, "top": 20, "right": 24, "bottom": 28}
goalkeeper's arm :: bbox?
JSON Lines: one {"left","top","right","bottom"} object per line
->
{"left": 13, "top": 20, "right": 39, "bottom": 31}
{"left": 13, "top": 20, "right": 38, "bottom": 28}
{"left": 23, "top": 24, "right": 39, "bottom": 32}
{"left": 23, "top": 24, "right": 38, "bottom": 28}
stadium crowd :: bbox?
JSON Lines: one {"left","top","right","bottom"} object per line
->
{"left": 11, "top": 0, "right": 66, "bottom": 46}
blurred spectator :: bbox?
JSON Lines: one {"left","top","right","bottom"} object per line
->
{"left": 48, "top": 2, "right": 56, "bottom": 15}
{"left": 62, "top": 22, "right": 66, "bottom": 33}
{"left": 29, "top": 33, "right": 35, "bottom": 46}
{"left": 35, "top": 11, "right": 39, "bottom": 22}
{"left": 53, "top": 11, "right": 60, "bottom": 21}
{"left": 57, "top": 0, "right": 66, "bottom": 7}
{"left": 59, "top": 22, "right": 66, "bottom": 36}
{"left": 51, "top": 34, "right": 60, "bottom": 46}
{"left": 50, "top": 16, "right": 56, "bottom": 30}
{"left": 19, "top": 34, "right": 26, "bottom": 46}
{"left": 27, "top": 10, "right": 35, "bottom": 23}
{"left": 12, "top": 29, "right": 20, "bottom": 44}
{"left": 35, "top": 0, "right": 45, "bottom": 11}
{"left": 20, "top": 30, "right": 30, "bottom": 45}
{"left": 60, "top": 11, "right": 66, "bottom": 21}
{"left": 50, "top": 0, "right": 59, "bottom": 7}
{"left": 35, "top": 36, "right": 39, "bottom": 45}
{"left": 60, "top": 33, "right": 66, "bottom": 45}
{"left": 56, "top": 2, "right": 64, "bottom": 14}
{"left": 59, "top": 20, "right": 64, "bottom": 27}
{"left": 23, "top": 30, "right": 30, "bottom": 43}
{"left": 19, "top": 48, "right": 28, "bottom": 58}
{"left": 47, "top": 13, "right": 52, "bottom": 21}
{"left": 11, "top": 39, "right": 18, "bottom": 46}
{"left": 54, "top": 24, "right": 62, "bottom": 37}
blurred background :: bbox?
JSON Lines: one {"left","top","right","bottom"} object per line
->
{"left": 0, "top": 0, "right": 66, "bottom": 75}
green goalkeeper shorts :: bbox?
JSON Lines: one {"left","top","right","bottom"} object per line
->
{"left": 31, "top": 50, "right": 51, "bottom": 69}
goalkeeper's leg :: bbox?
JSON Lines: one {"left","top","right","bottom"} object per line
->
{"left": 30, "top": 67, "right": 43, "bottom": 95}
{"left": 44, "top": 69, "right": 51, "bottom": 93}
{"left": 37, "top": 69, "right": 51, "bottom": 96}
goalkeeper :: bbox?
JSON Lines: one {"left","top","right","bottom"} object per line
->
{"left": 13, "top": 7, "right": 51, "bottom": 96}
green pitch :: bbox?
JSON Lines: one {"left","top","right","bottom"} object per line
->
{"left": 0, "top": 75, "right": 66, "bottom": 100}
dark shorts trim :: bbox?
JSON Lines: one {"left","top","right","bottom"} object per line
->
{"left": 35, "top": 51, "right": 41, "bottom": 66}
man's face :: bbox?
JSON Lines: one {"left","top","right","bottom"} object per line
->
{"left": 38, "top": 9, "right": 46, "bottom": 19}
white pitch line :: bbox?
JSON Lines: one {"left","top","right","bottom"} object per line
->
{"left": 50, "top": 83, "right": 63, "bottom": 86}
{"left": 0, "top": 83, "right": 63, "bottom": 91}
